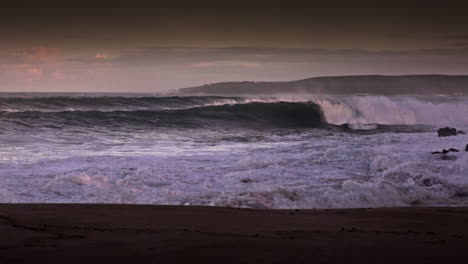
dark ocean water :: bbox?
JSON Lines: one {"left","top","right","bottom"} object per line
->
{"left": 0, "top": 94, "right": 467, "bottom": 208}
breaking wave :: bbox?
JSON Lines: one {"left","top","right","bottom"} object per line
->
{"left": 0, "top": 95, "right": 467, "bottom": 132}
{"left": 312, "top": 96, "right": 468, "bottom": 127}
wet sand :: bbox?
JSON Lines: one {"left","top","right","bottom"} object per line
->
{"left": 0, "top": 204, "right": 467, "bottom": 263}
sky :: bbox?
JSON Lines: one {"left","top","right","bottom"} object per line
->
{"left": 1, "top": 0, "right": 468, "bottom": 92}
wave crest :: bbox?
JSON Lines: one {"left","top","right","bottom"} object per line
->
{"left": 312, "top": 96, "right": 468, "bottom": 127}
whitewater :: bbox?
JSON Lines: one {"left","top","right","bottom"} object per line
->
{"left": 0, "top": 94, "right": 467, "bottom": 208}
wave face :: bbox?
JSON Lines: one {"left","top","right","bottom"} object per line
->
{"left": 0, "top": 94, "right": 467, "bottom": 208}
{"left": 1, "top": 95, "right": 467, "bottom": 131}
{"left": 0, "top": 101, "right": 327, "bottom": 131}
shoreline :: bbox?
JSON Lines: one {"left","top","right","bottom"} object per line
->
{"left": 1, "top": 204, "right": 468, "bottom": 263}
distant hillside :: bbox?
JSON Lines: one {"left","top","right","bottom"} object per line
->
{"left": 178, "top": 75, "right": 468, "bottom": 95}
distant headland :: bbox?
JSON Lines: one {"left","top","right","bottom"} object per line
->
{"left": 178, "top": 75, "right": 468, "bottom": 95}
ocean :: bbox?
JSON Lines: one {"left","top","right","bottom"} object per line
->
{"left": 0, "top": 93, "right": 467, "bottom": 208}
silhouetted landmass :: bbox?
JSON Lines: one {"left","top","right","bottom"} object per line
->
{"left": 179, "top": 75, "right": 468, "bottom": 95}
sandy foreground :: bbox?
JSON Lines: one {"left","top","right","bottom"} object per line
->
{"left": 0, "top": 204, "right": 467, "bottom": 263}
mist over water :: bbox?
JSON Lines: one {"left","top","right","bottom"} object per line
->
{"left": 0, "top": 94, "right": 467, "bottom": 208}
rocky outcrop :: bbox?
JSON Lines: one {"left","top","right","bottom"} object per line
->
{"left": 437, "top": 127, "right": 457, "bottom": 137}
{"left": 432, "top": 148, "right": 460, "bottom": 154}
{"left": 437, "top": 127, "right": 465, "bottom": 137}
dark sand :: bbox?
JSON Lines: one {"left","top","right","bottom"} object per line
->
{"left": 0, "top": 205, "right": 467, "bottom": 263}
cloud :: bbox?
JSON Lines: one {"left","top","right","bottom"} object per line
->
{"left": 26, "top": 67, "right": 43, "bottom": 76}
{"left": 51, "top": 70, "right": 66, "bottom": 80}
{"left": 95, "top": 53, "right": 109, "bottom": 59}
{"left": 62, "top": 34, "right": 87, "bottom": 40}
{"left": 449, "top": 42, "right": 468, "bottom": 47}
{"left": 2, "top": 45, "right": 468, "bottom": 92}
{"left": 191, "top": 60, "right": 261, "bottom": 68}
{"left": 15, "top": 47, "right": 60, "bottom": 62}
{"left": 105, "top": 46, "right": 468, "bottom": 69}
{"left": 444, "top": 34, "right": 468, "bottom": 41}
{"left": 1, "top": 47, "right": 60, "bottom": 64}
{"left": 442, "top": 34, "right": 468, "bottom": 48}
{"left": 69, "top": 53, "right": 117, "bottom": 64}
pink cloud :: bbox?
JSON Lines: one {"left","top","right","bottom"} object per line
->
{"left": 191, "top": 61, "right": 261, "bottom": 68}
{"left": 191, "top": 61, "right": 218, "bottom": 68}
{"left": 9, "top": 66, "right": 45, "bottom": 83}
{"left": 26, "top": 67, "right": 43, "bottom": 76}
{"left": 51, "top": 70, "right": 66, "bottom": 80}
{"left": 95, "top": 53, "right": 108, "bottom": 59}
{"left": 10, "top": 47, "right": 60, "bottom": 62}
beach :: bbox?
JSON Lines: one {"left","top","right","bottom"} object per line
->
{"left": 2, "top": 1, "right": 468, "bottom": 263}
{"left": 1, "top": 94, "right": 467, "bottom": 263}
{"left": 0, "top": 204, "right": 467, "bottom": 263}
